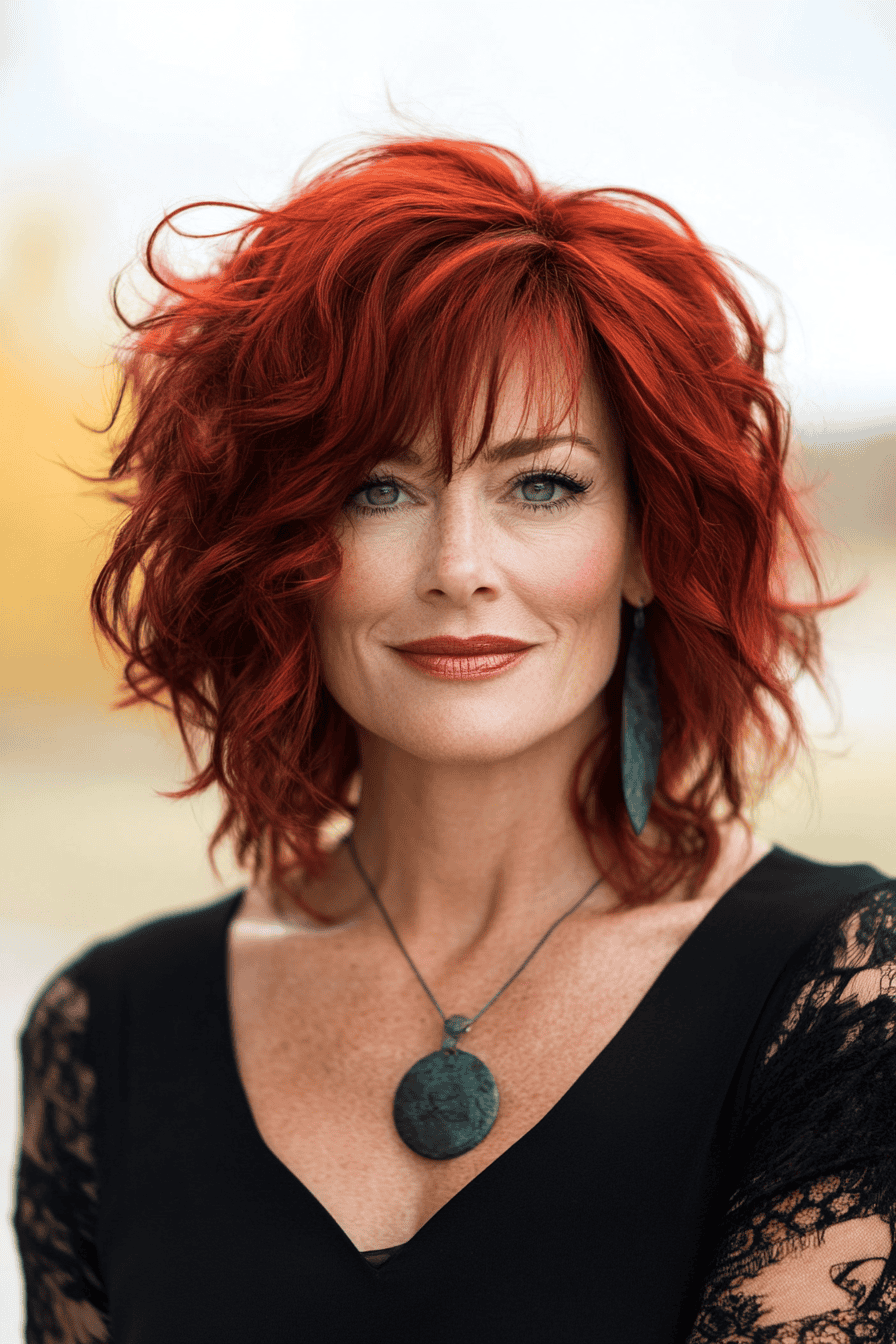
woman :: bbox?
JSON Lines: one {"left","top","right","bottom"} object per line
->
{"left": 14, "top": 136, "right": 894, "bottom": 1343}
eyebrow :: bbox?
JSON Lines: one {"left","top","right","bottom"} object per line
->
{"left": 388, "top": 435, "right": 599, "bottom": 466}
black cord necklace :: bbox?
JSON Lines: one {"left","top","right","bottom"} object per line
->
{"left": 344, "top": 834, "right": 604, "bottom": 1160}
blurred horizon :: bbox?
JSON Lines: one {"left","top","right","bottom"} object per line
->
{"left": 1, "top": 259, "right": 895, "bottom": 931}
{"left": 2, "top": 314, "right": 894, "bottom": 926}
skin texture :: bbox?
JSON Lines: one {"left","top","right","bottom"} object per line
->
{"left": 229, "top": 344, "right": 770, "bottom": 1250}
{"left": 278, "top": 342, "right": 771, "bottom": 953}
{"left": 302, "top": 345, "right": 664, "bottom": 955}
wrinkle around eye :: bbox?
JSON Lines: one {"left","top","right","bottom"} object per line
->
{"left": 344, "top": 467, "right": 592, "bottom": 518}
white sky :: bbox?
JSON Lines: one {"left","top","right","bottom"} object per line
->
{"left": 2, "top": 0, "right": 895, "bottom": 431}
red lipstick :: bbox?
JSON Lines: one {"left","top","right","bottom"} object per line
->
{"left": 391, "top": 635, "right": 534, "bottom": 681}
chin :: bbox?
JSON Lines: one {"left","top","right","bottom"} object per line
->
{"left": 359, "top": 705, "right": 585, "bottom": 768}
{"left": 395, "top": 736, "right": 540, "bottom": 767}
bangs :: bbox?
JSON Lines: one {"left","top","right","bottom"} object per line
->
{"left": 334, "top": 233, "right": 591, "bottom": 483}
{"left": 79, "top": 133, "right": 846, "bottom": 906}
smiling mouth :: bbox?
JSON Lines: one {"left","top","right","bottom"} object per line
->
{"left": 391, "top": 644, "right": 533, "bottom": 681}
{"left": 393, "top": 636, "right": 533, "bottom": 656}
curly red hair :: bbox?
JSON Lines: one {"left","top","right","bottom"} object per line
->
{"left": 74, "top": 135, "right": 851, "bottom": 908}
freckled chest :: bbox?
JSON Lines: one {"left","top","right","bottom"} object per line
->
{"left": 227, "top": 899, "right": 711, "bottom": 1251}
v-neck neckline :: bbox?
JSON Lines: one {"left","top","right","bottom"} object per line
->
{"left": 216, "top": 844, "right": 783, "bottom": 1269}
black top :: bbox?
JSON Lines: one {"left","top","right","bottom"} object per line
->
{"left": 14, "top": 845, "right": 896, "bottom": 1343}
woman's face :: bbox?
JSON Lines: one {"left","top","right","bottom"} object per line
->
{"left": 315, "top": 348, "right": 651, "bottom": 766}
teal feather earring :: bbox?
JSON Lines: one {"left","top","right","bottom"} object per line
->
{"left": 621, "top": 600, "right": 662, "bottom": 835}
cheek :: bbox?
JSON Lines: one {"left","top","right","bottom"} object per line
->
{"left": 321, "top": 540, "right": 381, "bottom": 621}
{"left": 315, "top": 535, "right": 404, "bottom": 662}
{"left": 521, "top": 532, "right": 626, "bottom": 700}
{"left": 521, "top": 528, "right": 625, "bottom": 618}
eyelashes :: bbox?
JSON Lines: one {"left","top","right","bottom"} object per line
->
{"left": 345, "top": 469, "right": 594, "bottom": 518}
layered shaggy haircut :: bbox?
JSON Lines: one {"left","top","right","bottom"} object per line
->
{"left": 75, "top": 135, "right": 850, "bottom": 912}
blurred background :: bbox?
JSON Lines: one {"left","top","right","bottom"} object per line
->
{"left": 1, "top": 0, "right": 894, "bottom": 1335}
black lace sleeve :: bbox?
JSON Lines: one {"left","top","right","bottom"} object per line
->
{"left": 687, "top": 882, "right": 896, "bottom": 1342}
{"left": 14, "top": 970, "right": 110, "bottom": 1344}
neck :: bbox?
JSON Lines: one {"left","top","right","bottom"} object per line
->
{"left": 298, "top": 704, "right": 618, "bottom": 952}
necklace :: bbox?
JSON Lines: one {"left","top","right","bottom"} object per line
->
{"left": 344, "top": 834, "right": 604, "bottom": 1161}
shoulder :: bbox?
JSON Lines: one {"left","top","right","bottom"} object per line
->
{"left": 746, "top": 847, "right": 894, "bottom": 1046}
{"left": 81, "top": 887, "right": 244, "bottom": 977}
{"left": 771, "top": 860, "right": 895, "bottom": 1003}
{"left": 729, "top": 844, "right": 891, "bottom": 962}
{"left": 736, "top": 865, "right": 895, "bottom": 1133}
{"left": 21, "top": 889, "right": 246, "bottom": 1040}
{"left": 770, "top": 871, "right": 896, "bottom": 1052}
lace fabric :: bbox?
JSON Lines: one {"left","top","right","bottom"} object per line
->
{"left": 686, "top": 883, "right": 896, "bottom": 1342}
{"left": 13, "top": 883, "right": 896, "bottom": 1342}
{"left": 361, "top": 1243, "right": 407, "bottom": 1268}
{"left": 14, "top": 974, "right": 110, "bottom": 1344}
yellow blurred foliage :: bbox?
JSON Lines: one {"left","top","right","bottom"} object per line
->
{"left": 0, "top": 349, "right": 129, "bottom": 704}
{"left": 0, "top": 347, "right": 893, "bottom": 930}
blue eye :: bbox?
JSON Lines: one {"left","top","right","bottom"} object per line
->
{"left": 360, "top": 482, "right": 402, "bottom": 508}
{"left": 519, "top": 476, "right": 566, "bottom": 504}
{"left": 344, "top": 468, "right": 592, "bottom": 518}
{"left": 514, "top": 471, "right": 592, "bottom": 512}
{"left": 345, "top": 478, "right": 408, "bottom": 515}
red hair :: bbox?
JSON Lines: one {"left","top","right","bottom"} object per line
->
{"left": 74, "top": 135, "right": 851, "bottom": 908}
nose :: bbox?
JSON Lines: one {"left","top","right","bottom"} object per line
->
{"left": 415, "top": 485, "right": 501, "bottom": 605}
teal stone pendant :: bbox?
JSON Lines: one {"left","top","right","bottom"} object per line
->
{"left": 392, "top": 1015, "right": 500, "bottom": 1159}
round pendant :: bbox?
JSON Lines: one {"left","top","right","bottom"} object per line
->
{"left": 392, "top": 1016, "right": 500, "bottom": 1159}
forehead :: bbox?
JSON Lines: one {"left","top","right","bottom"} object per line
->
{"left": 394, "top": 340, "right": 615, "bottom": 474}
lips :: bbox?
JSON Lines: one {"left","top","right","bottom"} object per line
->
{"left": 391, "top": 636, "right": 534, "bottom": 682}
{"left": 393, "top": 636, "right": 533, "bottom": 655}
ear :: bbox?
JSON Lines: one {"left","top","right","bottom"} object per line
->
{"left": 620, "top": 516, "right": 653, "bottom": 608}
